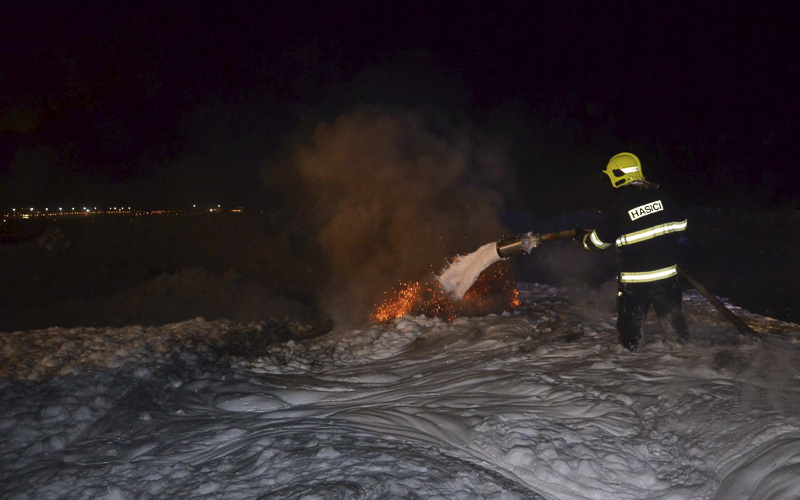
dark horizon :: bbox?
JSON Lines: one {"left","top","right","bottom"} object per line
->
{"left": 2, "top": 2, "right": 798, "bottom": 214}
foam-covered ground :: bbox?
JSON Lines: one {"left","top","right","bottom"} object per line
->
{"left": 2, "top": 283, "right": 799, "bottom": 499}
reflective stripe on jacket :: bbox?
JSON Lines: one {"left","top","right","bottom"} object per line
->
{"left": 619, "top": 264, "right": 678, "bottom": 283}
{"left": 616, "top": 220, "right": 687, "bottom": 247}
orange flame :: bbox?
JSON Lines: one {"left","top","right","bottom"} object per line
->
{"left": 373, "top": 261, "right": 520, "bottom": 322}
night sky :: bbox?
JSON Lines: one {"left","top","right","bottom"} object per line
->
{"left": 2, "top": 1, "right": 798, "bottom": 212}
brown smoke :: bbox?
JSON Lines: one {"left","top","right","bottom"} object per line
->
{"left": 269, "top": 106, "right": 508, "bottom": 326}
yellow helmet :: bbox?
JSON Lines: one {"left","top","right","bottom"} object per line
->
{"left": 603, "top": 152, "right": 644, "bottom": 188}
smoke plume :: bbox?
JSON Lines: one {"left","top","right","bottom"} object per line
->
{"left": 269, "top": 106, "right": 508, "bottom": 326}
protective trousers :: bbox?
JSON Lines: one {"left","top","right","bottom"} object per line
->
{"left": 617, "top": 276, "right": 689, "bottom": 351}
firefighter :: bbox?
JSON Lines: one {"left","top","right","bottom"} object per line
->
{"left": 579, "top": 152, "right": 690, "bottom": 351}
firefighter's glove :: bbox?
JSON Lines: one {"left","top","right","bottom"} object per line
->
{"left": 573, "top": 227, "right": 589, "bottom": 242}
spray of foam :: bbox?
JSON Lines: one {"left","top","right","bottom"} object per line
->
{"left": 437, "top": 242, "right": 503, "bottom": 300}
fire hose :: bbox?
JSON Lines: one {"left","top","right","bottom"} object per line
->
{"left": 677, "top": 267, "right": 762, "bottom": 341}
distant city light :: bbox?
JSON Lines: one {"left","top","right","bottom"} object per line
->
{"left": 4, "top": 203, "right": 246, "bottom": 220}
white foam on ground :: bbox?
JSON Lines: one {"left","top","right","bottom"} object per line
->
{"left": 2, "top": 284, "right": 800, "bottom": 499}
{"left": 437, "top": 242, "right": 503, "bottom": 299}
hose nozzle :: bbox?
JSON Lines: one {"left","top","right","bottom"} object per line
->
{"left": 496, "top": 229, "right": 577, "bottom": 259}
{"left": 496, "top": 232, "right": 540, "bottom": 258}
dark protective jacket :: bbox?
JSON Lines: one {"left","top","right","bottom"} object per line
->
{"left": 583, "top": 184, "right": 687, "bottom": 283}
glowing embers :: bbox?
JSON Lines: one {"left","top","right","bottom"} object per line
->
{"left": 373, "top": 261, "right": 520, "bottom": 322}
{"left": 373, "top": 278, "right": 452, "bottom": 322}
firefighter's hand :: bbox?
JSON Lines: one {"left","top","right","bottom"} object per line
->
{"left": 573, "top": 227, "right": 589, "bottom": 241}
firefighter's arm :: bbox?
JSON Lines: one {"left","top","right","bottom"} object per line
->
{"left": 574, "top": 227, "right": 613, "bottom": 251}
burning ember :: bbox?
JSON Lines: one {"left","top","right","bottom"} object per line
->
{"left": 373, "top": 261, "right": 520, "bottom": 322}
